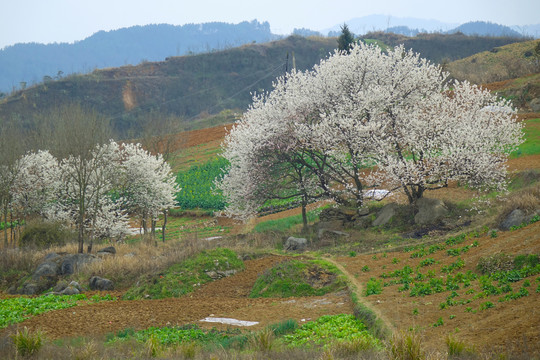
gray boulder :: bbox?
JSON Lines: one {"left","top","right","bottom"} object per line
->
{"left": 317, "top": 220, "right": 344, "bottom": 231}
{"left": 60, "top": 254, "right": 97, "bottom": 275}
{"left": 318, "top": 228, "right": 349, "bottom": 247}
{"left": 53, "top": 280, "right": 69, "bottom": 293}
{"left": 97, "top": 246, "right": 116, "bottom": 256}
{"left": 529, "top": 97, "right": 540, "bottom": 112}
{"left": 89, "top": 276, "right": 114, "bottom": 291}
{"left": 60, "top": 285, "right": 80, "bottom": 295}
{"left": 20, "top": 283, "right": 41, "bottom": 296}
{"left": 498, "top": 209, "right": 539, "bottom": 230}
{"left": 32, "top": 261, "right": 59, "bottom": 280}
{"left": 414, "top": 198, "right": 448, "bottom": 225}
{"left": 284, "top": 237, "right": 308, "bottom": 251}
{"left": 44, "top": 252, "right": 61, "bottom": 262}
{"left": 372, "top": 203, "right": 398, "bottom": 227}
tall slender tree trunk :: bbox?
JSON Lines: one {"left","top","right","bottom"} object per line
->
{"left": 301, "top": 195, "right": 308, "bottom": 234}
{"left": 162, "top": 209, "right": 168, "bottom": 242}
{"left": 78, "top": 222, "right": 84, "bottom": 254}
{"left": 3, "top": 204, "right": 8, "bottom": 247}
{"left": 151, "top": 219, "right": 156, "bottom": 239}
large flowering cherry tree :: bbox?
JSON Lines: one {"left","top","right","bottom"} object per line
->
{"left": 219, "top": 42, "right": 523, "bottom": 221}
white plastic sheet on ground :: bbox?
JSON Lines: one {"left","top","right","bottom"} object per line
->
{"left": 200, "top": 317, "right": 259, "bottom": 327}
{"left": 364, "top": 189, "right": 390, "bottom": 200}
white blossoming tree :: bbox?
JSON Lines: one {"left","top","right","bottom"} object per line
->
{"left": 14, "top": 150, "right": 60, "bottom": 218}
{"left": 219, "top": 42, "right": 523, "bottom": 221}
{"left": 49, "top": 140, "right": 129, "bottom": 253}
{"left": 119, "top": 142, "right": 178, "bottom": 240}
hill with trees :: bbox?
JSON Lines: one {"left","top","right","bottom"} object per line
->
{"left": 359, "top": 32, "right": 526, "bottom": 63}
{"left": 0, "top": 34, "right": 530, "bottom": 141}
{"left": 447, "top": 21, "right": 523, "bottom": 37}
{"left": 0, "top": 36, "right": 337, "bottom": 139}
{"left": 0, "top": 20, "right": 277, "bottom": 94}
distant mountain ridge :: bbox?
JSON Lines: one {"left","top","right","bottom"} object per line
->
{"left": 0, "top": 20, "right": 277, "bottom": 94}
{"left": 325, "top": 15, "right": 539, "bottom": 39}
{"left": 447, "top": 21, "right": 522, "bottom": 37}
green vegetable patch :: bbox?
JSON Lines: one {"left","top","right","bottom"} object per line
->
{"left": 282, "top": 314, "right": 381, "bottom": 349}
{"left": 249, "top": 259, "right": 347, "bottom": 298}
{"left": 0, "top": 293, "right": 116, "bottom": 329}
{"left": 123, "top": 248, "right": 244, "bottom": 300}
{"left": 107, "top": 324, "right": 248, "bottom": 349}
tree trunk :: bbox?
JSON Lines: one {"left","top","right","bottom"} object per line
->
{"left": 162, "top": 209, "right": 168, "bottom": 242}
{"left": 142, "top": 218, "right": 148, "bottom": 235}
{"left": 78, "top": 222, "right": 84, "bottom": 254}
{"left": 301, "top": 195, "right": 308, "bottom": 233}
{"left": 151, "top": 219, "right": 156, "bottom": 239}
{"left": 3, "top": 204, "right": 8, "bottom": 247}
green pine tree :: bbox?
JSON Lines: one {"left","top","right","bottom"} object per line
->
{"left": 337, "top": 24, "right": 355, "bottom": 53}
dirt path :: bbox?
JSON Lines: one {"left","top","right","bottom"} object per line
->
{"left": 1, "top": 255, "right": 353, "bottom": 340}
{"left": 322, "top": 256, "right": 396, "bottom": 335}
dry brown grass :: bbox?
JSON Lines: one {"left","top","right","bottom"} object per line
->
{"left": 497, "top": 182, "right": 540, "bottom": 223}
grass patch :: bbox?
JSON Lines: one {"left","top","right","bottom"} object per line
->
{"left": 123, "top": 248, "right": 244, "bottom": 300}
{"left": 282, "top": 314, "right": 381, "bottom": 349}
{"left": 254, "top": 208, "right": 322, "bottom": 233}
{"left": 249, "top": 259, "right": 347, "bottom": 298}
{"left": 511, "top": 118, "right": 540, "bottom": 158}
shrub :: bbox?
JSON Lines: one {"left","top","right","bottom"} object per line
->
{"left": 10, "top": 326, "right": 44, "bottom": 357}
{"left": 365, "top": 277, "right": 383, "bottom": 296}
{"left": 19, "top": 220, "right": 73, "bottom": 248}
{"left": 479, "top": 301, "right": 495, "bottom": 310}
{"left": 477, "top": 253, "right": 514, "bottom": 275}
{"left": 432, "top": 317, "right": 444, "bottom": 327}
{"left": 249, "top": 327, "right": 275, "bottom": 352}
{"left": 513, "top": 254, "right": 539, "bottom": 270}
{"left": 446, "top": 335, "right": 475, "bottom": 357}
{"left": 269, "top": 319, "right": 298, "bottom": 336}
{"left": 388, "top": 330, "right": 425, "bottom": 360}
{"left": 419, "top": 258, "right": 436, "bottom": 267}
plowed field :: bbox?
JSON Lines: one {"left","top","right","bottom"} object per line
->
{"left": 2, "top": 255, "right": 352, "bottom": 340}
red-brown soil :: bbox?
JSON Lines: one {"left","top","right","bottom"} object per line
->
{"left": 336, "top": 222, "right": 540, "bottom": 354}
{"left": 1, "top": 255, "right": 352, "bottom": 340}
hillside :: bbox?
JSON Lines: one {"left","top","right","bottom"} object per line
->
{"left": 448, "top": 39, "right": 540, "bottom": 85}
{"left": 0, "top": 34, "right": 531, "bottom": 140}
{"left": 361, "top": 32, "right": 526, "bottom": 63}
{"left": 0, "top": 21, "right": 278, "bottom": 94}
{"left": 0, "top": 36, "right": 337, "bottom": 139}
{"left": 1, "top": 110, "right": 539, "bottom": 358}
{"left": 447, "top": 21, "right": 523, "bottom": 37}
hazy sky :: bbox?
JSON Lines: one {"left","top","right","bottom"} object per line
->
{"left": 1, "top": 0, "right": 538, "bottom": 49}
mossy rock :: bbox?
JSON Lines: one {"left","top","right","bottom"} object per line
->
{"left": 249, "top": 259, "right": 346, "bottom": 298}
{"left": 123, "top": 248, "right": 244, "bottom": 300}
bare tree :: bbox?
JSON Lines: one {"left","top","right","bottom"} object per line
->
{"left": 0, "top": 120, "right": 26, "bottom": 246}
{"left": 44, "top": 104, "right": 113, "bottom": 253}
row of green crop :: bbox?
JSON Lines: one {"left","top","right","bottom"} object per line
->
{"left": 174, "top": 157, "right": 319, "bottom": 213}
{"left": 175, "top": 157, "right": 228, "bottom": 210}
{"left": 0, "top": 293, "right": 116, "bottom": 329}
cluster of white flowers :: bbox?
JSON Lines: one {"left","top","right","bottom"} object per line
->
{"left": 219, "top": 42, "right": 523, "bottom": 220}
{"left": 3, "top": 140, "right": 177, "bottom": 250}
